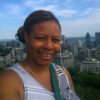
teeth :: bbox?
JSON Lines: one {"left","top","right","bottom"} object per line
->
{"left": 42, "top": 54, "right": 51, "bottom": 56}
{"left": 47, "top": 55, "right": 51, "bottom": 57}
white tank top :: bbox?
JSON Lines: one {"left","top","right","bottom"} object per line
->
{"left": 9, "top": 63, "right": 55, "bottom": 100}
{"left": 9, "top": 63, "right": 80, "bottom": 100}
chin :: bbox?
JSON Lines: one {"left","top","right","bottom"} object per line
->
{"left": 37, "top": 60, "right": 52, "bottom": 66}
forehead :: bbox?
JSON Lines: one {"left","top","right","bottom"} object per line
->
{"left": 30, "top": 21, "right": 61, "bottom": 37}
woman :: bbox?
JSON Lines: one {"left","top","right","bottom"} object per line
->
{"left": 0, "top": 10, "right": 80, "bottom": 100}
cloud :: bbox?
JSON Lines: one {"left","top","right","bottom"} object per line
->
{"left": 32, "top": 5, "right": 57, "bottom": 11}
{"left": 25, "top": 0, "right": 58, "bottom": 11}
{"left": 81, "top": 0, "right": 100, "bottom": 3}
{"left": 5, "top": 3, "right": 23, "bottom": 15}
{"left": 25, "top": 0, "right": 77, "bottom": 18}
{"left": 80, "top": 8, "right": 100, "bottom": 17}
{"left": 80, "top": 8, "right": 94, "bottom": 16}
{"left": 25, "top": 0, "right": 45, "bottom": 7}
{"left": 61, "top": 12, "right": 100, "bottom": 37}
{"left": 53, "top": 9, "right": 77, "bottom": 18}
{"left": 0, "top": 3, "right": 26, "bottom": 19}
{"left": 1, "top": 0, "right": 100, "bottom": 39}
{"left": 1, "top": 1, "right": 77, "bottom": 19}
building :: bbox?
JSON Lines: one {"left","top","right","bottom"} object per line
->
{"left": 95, "top": 32, "right": 100, "bottom": 46}
{"left": 80, "top": 59, "right": 100, "bottom": 74}
{"left": 61, "top": 35, "right": 66, "bottom": 44}
{"left": 86, "top": 32, "right": 91, "bottom": 48}
{"left": 0, "top": 40, "right": 26, "bottom": 67}
{"left": 91, "top": 46, "right": 100, "bottom": 61}
{"left": 53, "top": 51, "right": 74, "bottom": 68}
{"left": 70, "top": 40, "right": 83, "bottom": 59}
{"left": 78, "top": 47, "right": 91, "bottom": 62}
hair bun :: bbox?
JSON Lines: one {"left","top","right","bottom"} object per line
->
{"left": 15, "top": 26, "right": 25, "bottom": 44}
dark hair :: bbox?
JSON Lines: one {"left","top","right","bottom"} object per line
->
{"left": 15, "top": 10, "right": 61, "bottom": 44}
{"left": 15, "top": 26, "right": 25, "bottom": 43}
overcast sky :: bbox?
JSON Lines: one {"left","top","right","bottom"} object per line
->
{"left": 0, "top": 0, "right": 100, "bottom": 39}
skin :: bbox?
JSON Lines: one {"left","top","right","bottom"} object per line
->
{"left": 0, "top": 21, "right": 75, "bottom": 100}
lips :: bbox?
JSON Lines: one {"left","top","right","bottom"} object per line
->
{"left": 41, "top": 54, "right": 53, "bottom": 60}
{"left": 36, "top": 49, "right": 55, "bottom": 62}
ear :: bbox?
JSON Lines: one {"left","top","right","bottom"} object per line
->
{"left": 24, "top": 32, "right": 29, "bottom": 44}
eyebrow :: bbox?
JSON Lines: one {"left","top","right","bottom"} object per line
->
{"left": 34, "top": 32, "right": 61, "bottom": 37}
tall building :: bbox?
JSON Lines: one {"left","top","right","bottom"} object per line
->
{"left": 95, "top": 32, "right": 100, "bottom": 46}
{"left": 86, "top": 32, "right": 91, "bottom": 48}
{"left": 70, "top": 40, "right": 83, "bottom": 58}
{"left": 61, "top": 35, "right": 66, "bottom": 44}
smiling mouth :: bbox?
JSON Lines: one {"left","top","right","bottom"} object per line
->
{"left": 42, "top": 54, "right": 52, "bottom": 56}
{"left": 40, "top": 54, "right": 53, "bottom": 60}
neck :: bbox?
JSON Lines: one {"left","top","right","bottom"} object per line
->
{"left": 21, "top": 58, "right": 50, "bottom": 74}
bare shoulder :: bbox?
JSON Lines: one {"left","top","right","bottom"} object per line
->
{"left": 61, "top": 66, "right": 75, "bottom": 92}
{"left": 0, "top": 70, "right": 24, "bottom": 100}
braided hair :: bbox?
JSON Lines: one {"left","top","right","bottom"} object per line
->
{"left": 15, "top": 10, "right": 61, "bottom": 44}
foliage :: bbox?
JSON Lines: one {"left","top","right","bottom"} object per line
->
{"left": 0, "top": 67, "right": 5, "bottom": 73}
{"left": 0, "top": 45, "right": 9, "bottom": 56}
{"left": 67, "top": 67, "right": 100, "bottom": 100}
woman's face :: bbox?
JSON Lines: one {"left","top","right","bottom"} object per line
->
{"left": 25, "top": 21, "right": 61, "bottom": 66}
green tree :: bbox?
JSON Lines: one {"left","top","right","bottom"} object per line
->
{"left": 0, "top": 45, "right": 9, "bottom": 56}
{"left": 67, "top": 67, "right": 100, "bottom": 100}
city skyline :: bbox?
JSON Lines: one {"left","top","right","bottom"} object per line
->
{"left": 0, "top": 0, "right": 100, "bottom": 39}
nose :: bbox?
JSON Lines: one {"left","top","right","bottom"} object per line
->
{"left": 44, "top": 39, "right": 53, "bottom": 50}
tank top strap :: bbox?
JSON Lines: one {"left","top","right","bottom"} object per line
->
{"left": 51, "top": 63, "right": 80, "bottom": 100}
{"left": 51, "top": 63, "right": 72, "bottom": 93}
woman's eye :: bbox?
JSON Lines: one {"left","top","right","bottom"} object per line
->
{"left": 36, "top": 37, "right": 45, "bottom": 40}
{"left": 36, "top": 36, "right": 47, "bottom": 41}
{"left": 53, "top": 39, "right": 60, "bottom": 43}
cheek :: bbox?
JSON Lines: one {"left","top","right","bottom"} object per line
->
{"left": 29, "top": 41, "right": 40, "bottom": 49}
{"left": 55, "top": 44, "right": 61, "bottom": 53}
{"left": 27, "top": 43, "right": 37, "bottom": 53}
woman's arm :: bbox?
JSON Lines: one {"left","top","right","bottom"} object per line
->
{"left": 0, "top": 70, "right": 23, "bottom": 100}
